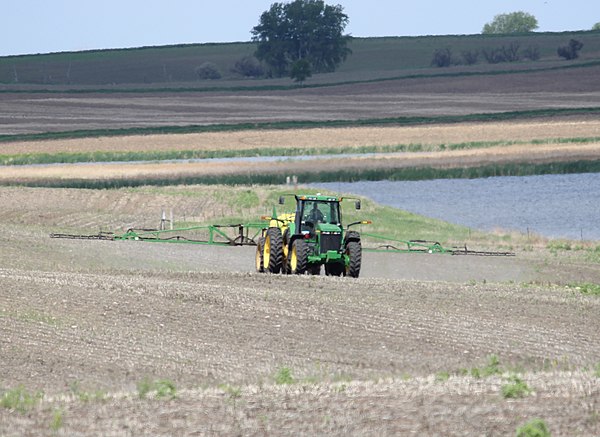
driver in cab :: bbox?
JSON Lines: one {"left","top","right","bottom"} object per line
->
{"left": 308, "top": 202, "right": 324, "bottom": 223}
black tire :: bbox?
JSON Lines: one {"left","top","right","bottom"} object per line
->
{"left": 263, "top": 227, "right": 283, "bottom": 273}
{"left": 289, "top": 239, "right": 309, "bottom": 275}
{"left": 325, "top": 263, "right": 343, "bottom": 276}
{"left": 345, "top": 240, "right": 362, "bottom": 278}
{"left": 255, "top": 236, "right": 265, "bottom": 272}
{"left": 282, "top": 229, "right": 291, "bottom": 274}
{"left": 308, "top": 264, "right": 321, "bottom": 276}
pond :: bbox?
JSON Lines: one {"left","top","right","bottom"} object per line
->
{"left": 312, "top": 173, "right": 600, "bottom": 240}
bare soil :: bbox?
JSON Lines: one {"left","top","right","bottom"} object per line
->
{"left": 1, "top": 186, "right": 599, "bottom": 436}
{"left": 2, "top": 65, "right": 600, "bottom": 135}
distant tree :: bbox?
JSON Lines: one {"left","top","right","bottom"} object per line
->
{"left": 593, "top": 22, "right": 600, "bottom": 31}
{"left": 195, "top": 62, "right": 222, "bottom": 80}
{"left": 290, "top": 59, "right": 312, "bottom": 83}
{"left": 482, "top": 11, "right": 538, "bottom": 34}
{"left": 431, "top": 48, "right": 453, "bottom": 67}
{"left": 232, "top": 56, "right": 264, "bottom": 78}
{"left": 557, "top": 39, "right": 584, "bottom": 60}
{"left": 251, "top": 0, "right": 351, "bottom": 77}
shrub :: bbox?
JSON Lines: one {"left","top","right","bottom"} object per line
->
{"left": 482, "top": 48, "right": 506, "bottom": 64}
{"left": 516, "top": 418, "right": 551, "bottom": 437}
{"left": 232, "top": 56, "right": 264, "bottom": 78}
{"left": 195, "top": 62, "right": 222, "bottom": 80}
{"left": 461, "top": 50, "right": 479, "bottom": 65}
{"left": 431, "top": 48, "right": 453, "bottom": 67}
{"left": 522, "top": 46, "right": 541, "bottom": 61}
{"left": 483, "top": 43, "right": 521, "bottom": 63}
{"left": 501, "top": 42, "right": 521, "bottom": 62}
{"left": 290, "top": 59, "right": 312, "bottom": 83}
{"left": 557, "top": 39, "right": 583, "bottom": 60}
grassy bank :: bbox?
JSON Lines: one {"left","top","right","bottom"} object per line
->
{"left": 5, "top": 159, "right": 599, "bottom": 190}
{"left": 129, "top": 185, "right": 497, "bottom": 248}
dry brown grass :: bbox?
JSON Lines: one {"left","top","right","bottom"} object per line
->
{"left": 3, "top": 118, "right": 600, "bottom": 155}
{"left": 3, "top": 141, "right": 600, "bottom": 183}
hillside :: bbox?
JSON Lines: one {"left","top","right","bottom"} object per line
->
{"left": 1, "top": 32, "right": 600, "bottom": 87}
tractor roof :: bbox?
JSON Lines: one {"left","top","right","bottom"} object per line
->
{"left": 297, "top": 194, "right": 341, "bottom": 202}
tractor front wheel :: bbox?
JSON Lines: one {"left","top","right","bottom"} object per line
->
{"left": 345, "top": 240, "right": 362, "bottom": 278}
{"left": 263, "top": 227, "right": 283, "bottom": 273}
{"left": 289, "top": 239, "right": 309, "bottom": 274}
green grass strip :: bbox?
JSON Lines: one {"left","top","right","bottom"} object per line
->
{"left": 2, "top": 136, "right": 600, "bottom": 166}
{"left": 2, "top": 107, "right": 600, "bottom": 144}
{"left": 4, "top": 159, "right": 600, "bottom": 189}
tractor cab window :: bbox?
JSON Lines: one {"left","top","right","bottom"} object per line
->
{"left": 306, "top": 201, "right": 325, "bottom": 223}
{"left": 301, "top": 201, "right": 340, "bottom": 230}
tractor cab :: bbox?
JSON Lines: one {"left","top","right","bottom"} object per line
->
{"left": 296, "top": 197, "right": 341, "bottom": 236}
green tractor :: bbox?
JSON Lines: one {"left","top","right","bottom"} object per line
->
{"left": 256, "top": 194, "right": 370, "bottom": 277}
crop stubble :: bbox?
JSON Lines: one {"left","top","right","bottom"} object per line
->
{"left": 0, "top": 263, "right": 599, "bottom": 435}
{"left": 3, "top": 118, "right": 600, "bottom": 155}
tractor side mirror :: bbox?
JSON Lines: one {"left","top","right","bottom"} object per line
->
{"left": 278, "top": 196, "right": 285, "bottom": 205}
{"left": 355, "top": 200, "right": 361, "bottom": 210}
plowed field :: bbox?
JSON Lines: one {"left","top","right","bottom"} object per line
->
{"left": 1, "top": 186, "right": 599, "bottom": 436}
{"left": 2, "top": 64, "right": 600, "bottom": 135}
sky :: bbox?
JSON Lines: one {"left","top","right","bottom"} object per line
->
{"left": 2, "top": 0, "right": 599, "bottom": 56}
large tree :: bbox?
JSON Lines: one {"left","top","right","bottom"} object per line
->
{"left": 482, "top": 11, "right": 539, "bottom": 34}
{"left": 251, "top": 0, "right": 351, "bottom": 77}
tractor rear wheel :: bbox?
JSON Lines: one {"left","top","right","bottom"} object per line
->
{"left": 289, "top": 239, "right": 308, "bottom": 274}
{"left": 345, "top": 240, "right": 362, "bottom": 278}
{"left": 263, "top": 227, "right": 283, "bottom": 273}
{"left": 255, "top": 237, "right": 265, "bottom": 272}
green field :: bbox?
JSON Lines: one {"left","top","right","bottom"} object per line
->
{"left": 1, "top": 31, "right": 599, "bottom": 86}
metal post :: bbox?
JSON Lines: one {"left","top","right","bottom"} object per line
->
{"left": 160, "top": 210, "right": 166, "bottom": 230}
